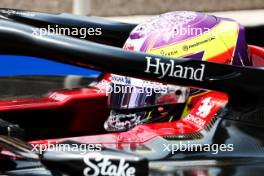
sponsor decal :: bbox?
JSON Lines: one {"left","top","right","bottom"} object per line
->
{"left": 184, "top": 37, "right": 215, "bottom": 51}
{"left": 111, "top": 75, "right": 131, "bottom": 85}
{"left": 83, "top": 153, "right": 136, "bottom": 176}
{"left": 111, "top": 74, "right": 167, "bottom": 89}
{"left": 124, "top": 43, "right": 135, "bottom": 51}
{"left": 160, "top": 49, "right": 178, "bottom": 56}
{"left": 183, "top": 96, "right": 216, "bottom": 128}
{"left": 196, "top": 97, "right": 215, "bottom": 118}
{"left": 144, "top": 56, "right": 205, "bottom": 80}
{"left": 184, "top": 114, "right": 206, "bottom": 127}
{"left": 49, "top": 93, "right": 69, "bottom": 101}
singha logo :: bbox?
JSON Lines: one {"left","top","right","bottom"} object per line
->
{"left": 196, "top": 97, "right": 215, "bottom": 118}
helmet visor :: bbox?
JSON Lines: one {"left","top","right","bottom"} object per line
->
{"left": 108, "top": 74, "right": 190, "bottom": 110}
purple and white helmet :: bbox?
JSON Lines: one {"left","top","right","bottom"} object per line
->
{"left": 104, "top": 11, "right": 250, "bottom": 132}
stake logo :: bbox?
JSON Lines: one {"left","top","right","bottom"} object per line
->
{"left": 83, "top": 153, "right": 136, "bottom": 176}
{"left": 144, "top": 56, "right": 205, "bottom": 80}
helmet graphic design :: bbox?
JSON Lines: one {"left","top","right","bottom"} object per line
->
{"left": 104, "top": 11, "right": 251, "bottom": 132}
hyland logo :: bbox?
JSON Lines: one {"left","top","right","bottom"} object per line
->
{"left": 144, "top": 56, "right": 205, "bottom": 80}
{"left": 83, "top": 153, "right": 136, "bottom": 176}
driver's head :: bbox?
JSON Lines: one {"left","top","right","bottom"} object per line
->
{"left": 104, "top": 11, "right": 250, "bottom": 132}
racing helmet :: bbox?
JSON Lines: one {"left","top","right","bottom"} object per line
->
{"left": 104, "top": 11, "right": 251, "bottom": 132}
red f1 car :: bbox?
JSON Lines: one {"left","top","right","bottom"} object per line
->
{"left": 0, "top": 9, "right": 264, "bottom": 176}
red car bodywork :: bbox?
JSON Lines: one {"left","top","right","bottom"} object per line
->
{"left": 0, "top": 45, "right": 264, "bottom": 150}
